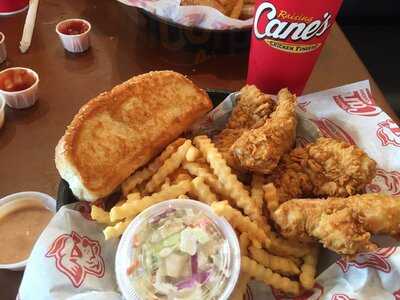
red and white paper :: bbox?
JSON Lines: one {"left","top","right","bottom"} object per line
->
{"left": 18, "top": 80, "right": 400, "bottom": 300}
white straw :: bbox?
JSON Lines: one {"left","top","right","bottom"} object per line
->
{"left": 19, "top": 0, "right": 40, "bottom": 53}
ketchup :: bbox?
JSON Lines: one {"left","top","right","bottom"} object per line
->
{"left": 0, "top": 69, "right": 36, "bottom": 92}
{"left": 58, "top": 20, "right": 89, "bottom": 35}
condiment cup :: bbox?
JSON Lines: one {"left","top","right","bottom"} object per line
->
{"left": 116, "top": 199, "right": 241, "bottom": 300}
{"left": 0, "top": 96, "right": 5, "bottom": 129}
{"left": 55, "top": 19, "right": 91, "bottom": 53}
{"left": 0, "top": 32, "right": 6, "bottom": 64}
{"left": 0, "top": 67, "right": 39, "bottom": 109}
{"left": 0, "top": 191, "right": 56, "bottom": 271}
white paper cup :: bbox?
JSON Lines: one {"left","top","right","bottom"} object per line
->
{"left": 0, "top": 191, "right": 56, "bottom": 271}
{"left": 0, "top": 32, "right": 6, "bottom": 64}
{"left": 55, "top": 19, "right": 91, "bottom": 53}
{"left": 0, "top": 96, "right": 5, "bottom": 129}
{"left": 116, "top": 199, "right": 241, "bottom": 300}
{"left": 0, "top": 67, "right": 39, "bottom": 109}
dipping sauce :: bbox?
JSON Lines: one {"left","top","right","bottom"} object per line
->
{"left": 58, "top": 20, "right": 89, "bottom": 35}
{"left": 0, "top": 201, "right": 53, "bottom": 264}
{"left": 128, "top": 207, "right": 231, "bottom": 300}
{"left": 0, "top": 69, "right": 36, "bottom": 92}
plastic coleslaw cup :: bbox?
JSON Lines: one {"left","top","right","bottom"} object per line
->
{"left": 115, "top": 199, "right": 241, "bottom": 300}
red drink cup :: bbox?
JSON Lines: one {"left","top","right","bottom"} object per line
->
{"left": 0, "top": 0, "right": 29, "bottom": 15}
{"left": 247, "top": 0, "right": 343, "bottom": 95}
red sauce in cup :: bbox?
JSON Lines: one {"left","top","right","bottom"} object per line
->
{"left": 0, "top": 69, "right": 36, "bottom": 92}
{"left": 58, "top": 20, "right": 89, "bottom": 35}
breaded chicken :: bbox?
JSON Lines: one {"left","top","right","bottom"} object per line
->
{"left": 227, "top": 85, "right": 275, "bottom": 129}
{"left": 273, "top": 193, "right": 400, "bottom": 255}
{"left": 230, "top": 88, "right": 297, "bottom": 174}
{"left": 267, "top": 137, "right": 377, "bottom": 202}
{"left": 213, "top": 128, "right": 244, "bottom": 169}
{"left": 214, "top": 85, "right": 275, "bottom": 170}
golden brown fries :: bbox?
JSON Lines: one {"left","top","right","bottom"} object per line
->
{"left": 191, "top": 176, "right": 219, "bottom": 204}
{"left": 185, "top": 145, "right": 201, "bottom": 162}
{"left": 241, "top": 256, "right": 300, "bottom": 296}
{"left": 239, "top": 232, "right": 250, "bottom": 256}
{"left": 251, "top": 174, "right": 265, "bottom": 210}
{"left": 183, "top": 162, "right": 232, "bottom": 200}
{"left": 194, "top": 135, "right": 261, "bottom": 223}
{"left": 299, "top": 247, "right": 319, "bottom": 290}
{"left": 91, "top": 205, "right": 112, "bottom": 225}
{"left": 103, "top": 217, "right": 133, "bottom": 240}
{"left": 249, "top": 246, "right": 300, "bottom": 276}
{"left": 122, "top": 138, "right": 185, "bottom": 195}
{"left": 212, "top": 201, "right": 267, "bottom": 243}
{"left": 230, "top": 272, "right": 251, "bottom": 300}
{"left": 145, "top": 140, "right": 191, "bottom": 193}
{"left": 263, "top": 183, "right": 280, "bottom": 214}
{"left": 110, "top": 180, "right": 192, "bottom": 222}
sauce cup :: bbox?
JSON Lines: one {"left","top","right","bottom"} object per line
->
{"left": 0, "top": 191, "right": 56, "bottom": 271}
{"left": 116, "top": 199, "right": 241, "bottom": 300}
{"left": 0, "top": 67, "right": 39, "bottom": 109}
{"left": 56, "top": 19, "right": 91, "bottom": 53}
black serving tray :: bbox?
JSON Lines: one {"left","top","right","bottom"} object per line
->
{"left": 57, "top": 89, "right": 231, "bottom": 210}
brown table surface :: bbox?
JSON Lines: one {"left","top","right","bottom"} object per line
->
{"left": 0, "top": 0, "right": 399, "bottom": 298}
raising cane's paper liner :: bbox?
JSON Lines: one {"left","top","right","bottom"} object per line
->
{"left": 18, "top": 80, "right": 400, "bottom": 300}
{"left": 117, "top": 0, "right": 253, "bottom": 30}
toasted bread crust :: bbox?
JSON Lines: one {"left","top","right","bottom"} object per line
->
{"left": 55, "top": 71, "right": 212, "bottom": 201}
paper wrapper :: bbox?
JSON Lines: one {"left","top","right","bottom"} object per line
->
{"left": 18, "top": 80, "right": 400, "bottom": 300}
{"left": 117, "top": 0, "right": 253, "bottom": 30}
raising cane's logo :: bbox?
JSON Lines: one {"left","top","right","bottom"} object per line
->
{"left": 254, "top": 2, "right": 332, "bottom": 53}
{"left": 376, "top": 119, "right": 400, "bottom": 147}
{"left": 331, "top": 294, "right": 356, "bottom": 300}
{"left": 336, "top": 247, "right": 396, "bottom": 273}
{"left": 333, "top": 88, "right": 381, "bottom": 116}
{"left": 311, "top": 118, "right": 355, "bottom": 145}
{"left": 45, "top": 231, "right": 105, "bottom": 288}
{"left": 366, "top": 168, "right": 400, "bottom": 196}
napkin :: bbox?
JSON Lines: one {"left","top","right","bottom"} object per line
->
{"left": 18, "top": 80, "right": 400, "bottom": 300}
{"left": 117, "top": 0, "right": 253, "bottom": 30}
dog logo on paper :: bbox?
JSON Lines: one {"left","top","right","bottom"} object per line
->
{"left": 331, "top": 293, "right": 356, "bottom": 300}
{"left": 376, "top": 119, "right": 400, "bottom": 147}
{"left": 272, "top": 283, "right": 323, "bottom": 299}
{"left": 311, "top": 118, "right": 355, "bottom": 145}
{"left": 45, "top": 231, "right": 105, "bottom": 288}
{"left": 366, "top": 168, "right": 400, "bottom": 196}
{"left": 336, "top": 247, "right": 396, "bottom": 273}
{"left": 333, "top": 88, "right": 381, "bottom": 116}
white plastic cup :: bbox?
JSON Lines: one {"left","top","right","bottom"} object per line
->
{"left": 116, "top": 199, "right": 241, "bottom": 300}
{"left": 0, "top": 67, "right": 39, "bottom": 109}
{"left": 0, "top": 32, "right": 6, "bottom": 64}
{"left": 55, "top": 19, "right": 91, "bottom": 53}
{"left": 0, "top": 96, "right": 5, "bottom": 129}
{"left": 0, "top": 191, "right": 56, "bottom": 271}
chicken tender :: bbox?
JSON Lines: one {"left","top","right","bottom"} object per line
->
{"left": 268, "top": 137, "right": 377, "bottom": 202}
{"left": 227, "top": 85, "right": 275, "bottom": 130}
{"left": 213, "top": 128, "right": 244, "bottom": 169}
{"left": 231, "top": 88, "right": 297, "bottom": 174}
{"left": 273, "top": 193, "right": 400, "bottom": 255}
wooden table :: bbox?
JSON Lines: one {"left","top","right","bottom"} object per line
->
{"left": 0, "top": 0, "right": 398, "bottom": 298}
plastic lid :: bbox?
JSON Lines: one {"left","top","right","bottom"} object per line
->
{"left": 115, "top": 199, "right": 241, "bottom": 300}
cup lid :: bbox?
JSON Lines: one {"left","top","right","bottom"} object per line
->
{"left": 116, "top": 199, "right": 241, "bottom": 300}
